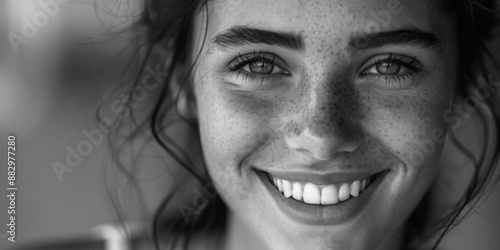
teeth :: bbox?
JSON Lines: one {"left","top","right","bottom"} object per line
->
{"left": 350, "top": 180, "right": 360, "bottom": 197}
{"left": 282, "top": 180, "right": 292, "bottom": 198}
{"left": 277, "top": 179, "right": 283, "bottom": 192}
{"left": 339, "top": 183, "right": 350, "bottom": 201}
{"left": 320, "top": 184, "right": 338, "bottom": 205}
{"left": 292, "top": 182, "right": 303, "bottom": 200}
{"left": 303, "top": 183, "right": 321, "bottom": 204}
{"left": 270, "top": 174, "right": 375, "bottom": 206}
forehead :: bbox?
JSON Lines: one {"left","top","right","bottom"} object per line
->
{"left": 206, "top": 0, "right": 445, "bottom": 42}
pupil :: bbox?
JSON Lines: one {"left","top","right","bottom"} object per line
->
{"left": 249, "top": 61, "right": 274, "bottom": 74}
{"left": 376, "top": 61, "right": 401, "bottom": 75}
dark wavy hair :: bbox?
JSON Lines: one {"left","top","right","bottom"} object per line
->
{"left": 97, "top": 0, "right": 500, "bottom": 249}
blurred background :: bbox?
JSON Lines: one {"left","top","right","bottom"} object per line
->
{"left": 0, "top": 0, "right": 499, "bottom": 250}
{"left": 0, "top": 1, "right": 156, "bottom": 249}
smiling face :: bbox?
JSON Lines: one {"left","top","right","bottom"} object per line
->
{"left": 189, "top": 0, "right": 457, "bottom": 249}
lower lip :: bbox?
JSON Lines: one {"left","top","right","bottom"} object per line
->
{"left": 255, "top": 170, "right": 387, "bottom": 225}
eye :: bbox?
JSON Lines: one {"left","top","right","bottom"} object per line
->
{"left": 371, "top": 61, "right": 402, "bottom": 75}
{"left": 242, "top": 60, "right": 282, "bottom": 74}
{"left": 361, "top": 54, "right": 423, "bottom": 76}
{"left": 358, "top": 54, "right": 424, "bottom": 89}
{"left": 227, "top": 52, "right": 290, "bottom": 75}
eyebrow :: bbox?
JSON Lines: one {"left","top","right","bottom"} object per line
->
{"left": 211, "top": 26, "right": 441, "bottom": 53}
{"left": 349, "top": 28, "right": 442, "bottom": 52}
{"left": 212, "top": 26, "right": 304, "bottom": 50}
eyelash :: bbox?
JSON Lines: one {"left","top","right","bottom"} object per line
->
{"left": 364, "top": 54, "right": 423, "bottom": 72}
{"left": 226, "top": 52, "right": 424, "bottom": 88}
{"left": 360, "top": 54, "right": 424, "bottom": 88}
{"left": 226, "top": 52, "right": 290, "bottom": 85}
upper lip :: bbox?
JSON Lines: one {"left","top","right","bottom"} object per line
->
{"left": 251, "top": 157, "right": 391, "bottom": 185}
{"left": 255, "top": 166, "right": 387, "bottom": 185}
{"left": 264, "top": 171, "right": 382, "bottom": 185}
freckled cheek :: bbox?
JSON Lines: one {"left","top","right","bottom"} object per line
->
{"left": 195, "top": 84, "right": 281, "bottom": 205}
{"left": 362, "top": 92, "right": 450, "bottom": 220}
{"left": 196, "top": 81, "right": 275, "bottom": 166}
{"left": 361, "top": 91, "right": 449, "bottom": 170}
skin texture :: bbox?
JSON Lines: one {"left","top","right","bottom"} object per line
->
{"left": 187, "top": 0, "right": 458, "bottom": 249}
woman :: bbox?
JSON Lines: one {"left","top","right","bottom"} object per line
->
{"left": 103, "top": 0, "right": 500, "bottom": 249}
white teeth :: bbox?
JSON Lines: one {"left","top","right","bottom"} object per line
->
{"left": 339, "top": 183, "right": 350, "bottom": 201}
{"left": 282, "top": 180, "right": 292, "bottom": 198}
{"left": 350, "top": 180, "right": 360, "bottom": 197}
{"left": 303, "top": 183, "right": 321, "bottom": 204}
{"left": 270, "top": 174, "right": 375, "bottom": 206}
{"left": 292, "top": 182, "right": 303, "bottom": 200}
{"left": 320, "top": 184, "right": 338, "bottom": 205}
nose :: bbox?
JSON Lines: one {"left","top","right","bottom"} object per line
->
{"left": 285, "top": 120, "right": 362, "bottom": 160}
{"left": 284, "top": 85, "right": 363, "bottom": 160}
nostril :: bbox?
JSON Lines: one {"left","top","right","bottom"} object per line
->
{"left": 285, "top": 127, "right": 362, "bottom": 160}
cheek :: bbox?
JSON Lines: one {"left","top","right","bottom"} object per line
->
{"left": 353, "top": 82, "right": 452, "bottom": 230}
{"left": 194, "top": 75, "right": 272, "bottom": 183}
{"left": 361, "top": 79, "right": 451, "bottom": 180}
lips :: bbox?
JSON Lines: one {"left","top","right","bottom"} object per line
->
{"left": 255, "top": 168, "right": 388, "bottom": 225}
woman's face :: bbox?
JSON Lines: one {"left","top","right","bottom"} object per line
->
{"left": 191, "top": 0, "right": 457, "bottom": 249}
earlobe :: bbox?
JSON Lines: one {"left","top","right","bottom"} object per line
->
{"left": 175, "top": 66, "right": 198, "bottom": 122}
{"left": 177, "top": 83, "right": 198, "bottom": 122}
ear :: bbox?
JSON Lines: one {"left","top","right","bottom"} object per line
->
{"left": 174, "top": 63, "right": 198, "bottom": 123}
